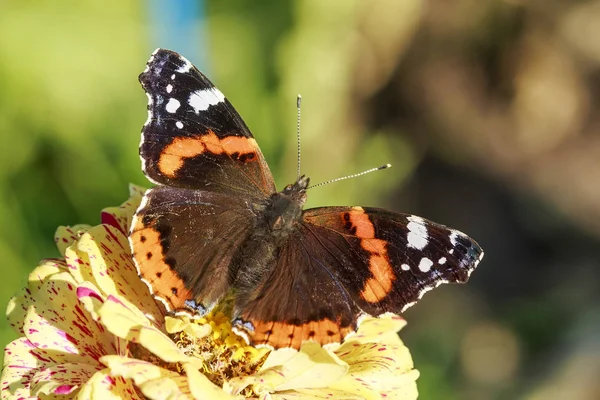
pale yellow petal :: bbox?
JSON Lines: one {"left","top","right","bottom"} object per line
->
{"left": 76, "top": 225, "right": 164, "bottom": 327}
{"left": 5, "top": 259, "right": 71, "bottom": 335}
{"left": 100, "top": 355, "right": 179, "bottom": 385}
{"left": 30, "top": 362, "right": 99, "bottom": 397}
{"left": 77, "top": 368, "right": 143, "bottom": 400}
{"left": 65, "top": 243, "right": 97, "bottom": 285}
{"left": 55, "top": 224, "right": 91, "bottom": 257}
{"left": 138, "top": 375, "right": 193, "bottom": 400}
{"left": 1, "top": 338, "right": 38, "bottom": 399}
{"left": 165, "top": 316, "right": 211, "bottom": 339}
{"left": 183, "top": 364, "right": 238, "bottom": 400}
{"left": 343, "top": 314, "right": 406, "bottom": 346}
{"left": 98, "top": 296, "right": 201, "bottom": 368}
{"left": 100, "top": 184, "right": 145, "bottom": 236}
{"left": 330, "top": 341, "right": 418, "bottom": 398}
{"left": 271, "top": 387, "right": 365, "bottom": 399}
{"left": 24, "top": 274, "right": 116, "bottom": 363}
{"left": 257, "top": 342, "right": 348, "bottom": 392}
{"left": 76, "top": 281, "right": 105, "bottom": 321}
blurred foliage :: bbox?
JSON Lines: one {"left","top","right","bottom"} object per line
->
{"left": 2, "top": 1, "right": 600, "bottom": 399}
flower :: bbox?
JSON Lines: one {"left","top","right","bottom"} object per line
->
{"left": 1, "top": 185, "right": 419, "bottom": 399}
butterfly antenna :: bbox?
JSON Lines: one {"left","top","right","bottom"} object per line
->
{"left": 308, "top": 164, "right": 392, "bottom": 189}
{"left": 296, "top": 94, "right": 302, "bottom": 179}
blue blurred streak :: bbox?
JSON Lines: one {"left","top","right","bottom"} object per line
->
{"left": 147, "top": 0, "right": 208, "bottom": 71}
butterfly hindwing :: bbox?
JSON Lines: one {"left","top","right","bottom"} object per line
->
{"left": 233, "top": 206, "right": 483, "bottom": 348}
{"left": 130, "top": 186, "right": 256, "bottom": 314}
{"left": 140, "top": 49, "right": 275, "bottom": 196}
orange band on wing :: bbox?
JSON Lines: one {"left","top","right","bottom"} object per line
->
{"left": 239, "top": 318, "right": 354, "bottom": 349}
{"left": 158, "top": 131, "right": 258, "bottom": 178}
{"left": 346, "top": 208, "right": 396, "bottom": 303}
{"left": 130, "top": 217, "right": 193, "bottom": 311}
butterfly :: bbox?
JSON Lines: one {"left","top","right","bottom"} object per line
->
{"left": 129, "top": 48, "right": 484, "bottom": 349}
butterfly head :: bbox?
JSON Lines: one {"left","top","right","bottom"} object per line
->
{"left": 265, "top": 175, "right": 309, "bottom": 233}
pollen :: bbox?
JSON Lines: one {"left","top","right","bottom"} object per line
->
{"left": 169, "top": 311, "right": 270, "bottom": 388}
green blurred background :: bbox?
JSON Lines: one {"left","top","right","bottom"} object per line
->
{"left": 2, "top": 1, "right": 600, "bottom": 399}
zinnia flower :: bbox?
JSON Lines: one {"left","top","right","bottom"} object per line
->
{"left": 1, "top": 185, "right": 419, "bottom": 399}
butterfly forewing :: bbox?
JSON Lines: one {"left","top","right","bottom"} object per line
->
{"left": 139, "top": 49, "right": 275, "bottom": 196}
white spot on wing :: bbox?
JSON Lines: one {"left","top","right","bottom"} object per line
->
{"left": 166, "top": 84, "right": 173, "bottom": 93}
{"left": 401, "top": 263, "right": 410, "bottom": 271}
{"left": 176, "top": 57, "right": 193, "bottom": 73}
{"left": 418, "top": 257, "right": 433, "bottom": 272}
{"left": 188, "top": 88, "right": 225, "bottom": 113}
{"left": 175, "top": 121, "right": 184, "bottom": 129}
{"left": 165, "top": 98, "right": 180, "bottom": 113}
{"left": 438, "top": 257, "right": 447, "bottom": 265}
{"left": 171, "top": 74, "right": 176, "bottom": 80}
{"left": 406, "top": 215, "right": 428, "bottom": 250}
{"left": 449, "top": 230, "right": 460, "bottom": 246}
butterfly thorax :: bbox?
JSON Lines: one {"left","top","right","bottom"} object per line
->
{"left": 262, "top": 175, "right": 309, "bottom": 236}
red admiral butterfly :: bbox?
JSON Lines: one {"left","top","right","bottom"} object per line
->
{"left": 129, "top": 49, "right": 484, "bottom": 349}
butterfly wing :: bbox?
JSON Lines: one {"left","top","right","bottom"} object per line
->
{"left": 131, "top": 49, "right": 275, "bottom": 314}
{"left": 139, "top": 48, "right": 275, "bottom": 196}
{"left": 233, "top": 206, "right": 483, "bottom": 349}
{"left": 130, "top": 186, "right": 256, "bottom": 314}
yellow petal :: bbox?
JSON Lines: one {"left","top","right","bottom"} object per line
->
{"left": 100, "top": 355, "right": 179, "bottom": 385}
{"left": 55, "top": 224, "right": 91, "bottom": 257}
{"left": 1, "top": 338, "right": 38, "bottom": 399}
{"left": 183, "top": 364, "right": 238, "bottom": 400}
{"left": 259, "top": 342, "right": 348, "bottom": 392}
{"left": 24, "top": 274, "right": 117, "bottom": 363}
{"left": 330, "top": 341, "right": 419, "bottom": 398}
{"left": 271, "top": 387, "right": 365, "bottom": 399}
{"left": 100, "top": 184, "right": 145, "bottom": 236}
{"left": 5, "top": 259, "right": 71, "bottom": 335}
{"left": 65, "top": 243, "right": 97, "bottom": 285}
{"left": 138, "top": 375, "right": 194, "bottom": 400}
{"left": 30, "top": 362, "right": 99, "bottom": 397}
{"left": 76, "top": 225, "right": 164, "bottom": 327}
{"left": 77, "top": 368, "right": 143, "bottom": 400}
{"left": 98, "top": 296, "right": 201, "bottom": 368}
{"left": 344, "top": 314, "right": 406, "bottom": 346}
{"left": 165, "top": 316, "right": 212, "bottom": 339}
{"left": 76, "top": 281, "right": 106, "bottom": 321}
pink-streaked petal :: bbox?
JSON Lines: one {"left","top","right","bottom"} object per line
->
{"left": 344, "top": 314, "right": 406, "bottom": 346}
{"left": 30, "top": 362, "right": 99, "bottom": 397}
{"left": 100, "top": 355, "right": 179, "bottom": 386}
{"left": 24, "top": 274, "right": 117, "bottom": 363}
{"left": 225, "top": 369, "right": 284, "bottom": 397}
{"left": 76, "top": 282, "right": 105, "bottom": 321}
{"left": 138, "top": 375, "right": 193, "bottom": 400}
{"left": 251, "top": 342, "right": 348, "bottom": 392}
{"left": 7, "top": 260, "right": 72, "bottom": 336}
{"left": 65, "top": 245, "right": 97, "bottom": 285}
{"left": 55, "top": 225, "right": 91, "bottom": 257}
{"left": 77, "top": 225, "right": 165, "bottom": 328}
{"left": 271, "top": 387, "right": 364, "bottom": 399}
{"left": 330, "top": 342, "right": 418, "bottom": 397}
{"left": 1, "top": 338, "right": 38, "bottom": 399}
{"left": 100, "top": 185, "right": 144, "bottom": 236}
{"left": 77, "top": 368, "right": 143, "bottom": 400}
{"left": 183, "top": 364, "right": 234, "bottom": 399}
{"left": 97, "top": 296, "right": 198, "bottom": 367}
{"left": 6, "top": 290, "right": 31, "bottom": 336}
